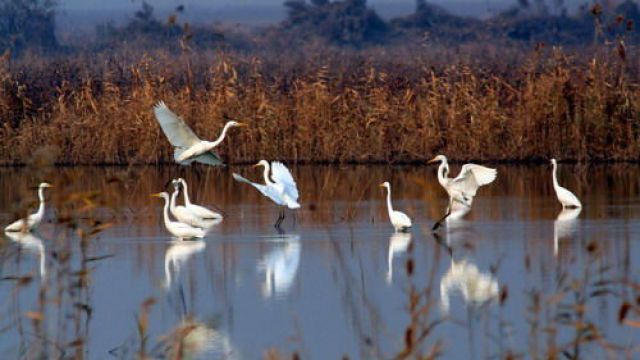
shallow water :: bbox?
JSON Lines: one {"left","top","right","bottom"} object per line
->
{"left": 1, "top": 164, "right": 639, "bottom": 359}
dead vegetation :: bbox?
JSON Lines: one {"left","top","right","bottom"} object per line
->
{"left": 0, "top": 41, "right": 639, "bottom": 165}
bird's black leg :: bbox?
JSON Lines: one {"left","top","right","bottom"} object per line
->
{"left": 432, "top": 199, "right": 452, "bottom": 231}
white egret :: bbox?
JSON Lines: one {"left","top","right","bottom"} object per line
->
{"left": 232, "top": 160, "right": 300, "bottom": 228}
{"left": 551, "top": 159, "right": 582, "bottom": 209}
{"left": 176, "top": 178, "right": 223, "bottom": 219}
{"left": 5, "top": 231, "right": 46, "bottom": 278}
{"left": 258, "top": 235, "right": 301, "bottom": 299}
{"left": 151, "top": 192, "right": 205, "bottom": 239}
{"left": 386, "top": 232, "right": 412, "bottom": 284}
{"left": 440, "top": 257, "right": 499, "bottom": 314}
{"left": 153, "top": 101, "right": 246, "bottom": 166}
{"left": 170, "top": 183, "right": 207, "bottom": 229}
{"left": 554, "top": 207, "right": 581, "bottom": 256}
{"left": 5, "top": 182, "right": 53, "bottom": 233}
{"left": 379, "top": 182, "right": 412, "bottom": 232}
{"left": 164, "top": 240, "right": 206, "bottom": 288}
{"left": 428, "top": 155, "right": 497, "bottom": 230}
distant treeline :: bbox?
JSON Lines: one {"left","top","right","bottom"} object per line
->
{"left": 2, "top": 0, "right": 640, "bottom": 55}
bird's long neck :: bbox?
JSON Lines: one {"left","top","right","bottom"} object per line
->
{"left": 437, "top": 161, "right": 449, "bottom": 186}
{"left": 385, "top": 187, "right": 394, "bottom": 217}
{"left": 211, "top": 122, "right": 234, "bottom": 147}
{"left": 35, "top": 187, "right": 46, "bottom": 219}
{"left": 170, "top": 189, "right": 179, "bottom": 211}
{"left": 552, "top": 162, "right": 559, "bottom": 189}
{"left": 162, "top": 197, "right": 171, "bottom": 225}
{"left": 262, "top": 164, "right": 274, "bottom": 186}
{"left": 181, "top": 181, "right": 192, "bottom": 206}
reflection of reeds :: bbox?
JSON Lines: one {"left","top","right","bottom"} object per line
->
{"left": 1, "top": 48, "right": 639, "bottom": 164}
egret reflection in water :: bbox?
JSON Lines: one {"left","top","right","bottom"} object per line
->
{"left": 5, "top": 231, "right": 46, "bottom": 278}
{"left": 257, "top": 234, "right": 301, "bottom": 298}
{"left": 164, "top": 240, "right": 207, "bottom": 288}
{"left": 440, "top": 252, "right": 499, "bottom": 315}
{"left": 554, "top": 207, "right": 581, "bottom": 256}
{"left": 386, "top": 232, "right": 412, "bottom": 284}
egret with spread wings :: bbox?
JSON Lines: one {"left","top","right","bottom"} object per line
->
{"left": 232, "top": 160, "right": 300, "bottom": 229}
{"left": 428, "top": 155, "right": 497, "bottom": 230}
{"left": 152, "top": 101, "right": 246, "bottom": 166}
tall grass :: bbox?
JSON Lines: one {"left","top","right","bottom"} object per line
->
{"left": 0, "top": 44, "right": 638, "bottom": 165}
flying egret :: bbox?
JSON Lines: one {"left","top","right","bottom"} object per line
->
{"left": 176, "top": 178, "right": 222, "bottom": 219}
{"left": 5, "top": 182, "right": 53, "bottom": 233}
{"left": 170, "top": 183, "right": 207, "bottom": 229}
{"left": 151, "top": 192, "right": 205, "bottom": 239}
{"left": 379, "top": 182, "right": 412, "bottom": 232}
{"left": 428, "top": 155, "right": 497, "bottom": 230}
{"left": 152, "top": 101, "right": 246, "bottom": 166}
{"left": 551, "top": 159, "right": 582, "bottom": 209}
{"left": 232, "top": 160, "right": 300, "bottom": 228}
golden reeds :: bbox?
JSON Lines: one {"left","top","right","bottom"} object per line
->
{"left": 1, "top": 46, "right": 639, "bottom": 165}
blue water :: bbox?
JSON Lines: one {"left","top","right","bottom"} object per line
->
{"left": 0, "top": 165, "right": 639, "bottom": 359}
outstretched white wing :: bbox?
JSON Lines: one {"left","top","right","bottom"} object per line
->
{"left": 232, "top": 173, "right": 286, "bottom": 206}
{"left": 153, "top": 102, "right": 201, "bottom": 148}
{"left": 270, "top": 161, "right": 299, "bottom": 200}
{"left": 452, "top": 164, "right": 497, "bottom": 197}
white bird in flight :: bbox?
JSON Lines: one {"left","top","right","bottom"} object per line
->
{"left": 379, "top": 181, "right": 412, "bottom": 232}
{"left": 428, "top": 155, "right": 497, "bottom": 230}
{"left": 152, "top": 101, "right": 246, "bottom": 166}
{"left": 5, "top": 182, "right": 53, "bottom": 233}
{"left": 551, "top": 159, "right": 582, "bottom": 209}
{"left": 176, "top": 178, "right": 222, "bottom": 219}
{"left": 152, "top": 192, "right": 205, "bottom": 239}
{"left": 232, "top": 160, "right": 300, "bottom": 228}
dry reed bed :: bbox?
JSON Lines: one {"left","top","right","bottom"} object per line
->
{"left": 0, "top": 47, "right": 638, "bottom": 165}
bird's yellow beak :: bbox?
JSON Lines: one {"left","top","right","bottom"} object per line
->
{"left": 252, "top": 162, "right": 261, "bottom": 168}
{"left": 236, "top": 122, "right": 248, "bottom": 127}
{"left": 427, "top": 157, "right": 438, "bottom": 164}
{"left": 379, "top": 183, "right": 385, "bottom": 187}
{"left": 150, "top": 193, "right": 162, "bottom": 198}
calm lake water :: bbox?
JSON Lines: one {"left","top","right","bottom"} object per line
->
{"left": 1, "top": 164, "right": 640, "bottom": 359}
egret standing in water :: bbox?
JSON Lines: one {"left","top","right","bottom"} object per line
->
{"left": 428, "top": 155, "right": 497, "bottom": 230}
{"left": 550, "top": 159, "right": 582, "bottom": 209}
{"left": 232, "top": 160, "right": 300, "bottom": 228}
{"left": 379, "top": 182, "right": 412, "bottom": 232}
{"left": 176, "top": 178, "right": 222, "bottom": 219}
{"left": 169, "top": 183, "right": 206, "bottom": 229}
{"left": 5, "top": 182, "right": 53, "bottom": 233}
{"left": 153, "top": 102, "right": 246, "bottom": 166}
{"left": 152, "top": 192, "right": 205, "bottom": 239}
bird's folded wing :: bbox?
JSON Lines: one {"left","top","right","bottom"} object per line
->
{"left": 193, "top": 152, "right": 224, "bottom": 166}
{"left": 453, "top": 164, "right": 497, "bottom": 196}
{"left": 153, "top": 101, "right": 201, "bottom": 148}
{"left": 270, "top": 161, "right": 299, "bottom": 199}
